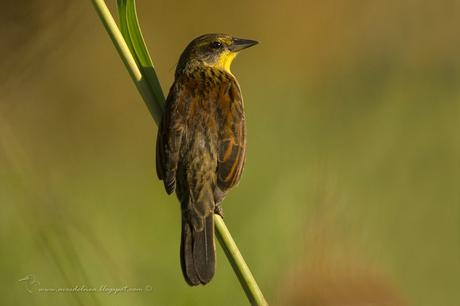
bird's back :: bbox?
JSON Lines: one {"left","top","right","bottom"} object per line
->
{"left": 156, "top": 65, "right": 247, "bottom": 285}
{"left": 176, "top": 67, "right": 246, "bottom": 210}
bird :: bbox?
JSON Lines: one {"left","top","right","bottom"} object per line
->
{"left": 156, "top": 33, "right": 257, "bottom": 285}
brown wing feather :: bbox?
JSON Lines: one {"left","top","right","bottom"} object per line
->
{"left": 156, "top": 82, "right": 185, "bottom": 194}
{"left": 156, "top": 114, "right": 167, "bottom": 180}
{"left": 216, "top": 79, "right": 246, "bottom": 194}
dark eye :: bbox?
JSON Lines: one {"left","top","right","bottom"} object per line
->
{"left": 209, "top": 41, "right": 223, "bottom": 49}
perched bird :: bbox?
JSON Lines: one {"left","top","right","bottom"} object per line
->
{"left": 156, "top": 34, "right": 257, "bottom": 285}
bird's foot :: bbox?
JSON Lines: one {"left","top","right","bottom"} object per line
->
{"left": 214, "top": 204, "right": 224, "bottom": 218}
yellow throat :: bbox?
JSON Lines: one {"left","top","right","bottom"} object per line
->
{"left": 215, "top": 51, "right": 237, "bottom": 73}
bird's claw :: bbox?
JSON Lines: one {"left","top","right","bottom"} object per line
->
{"left": 214, "top": 204, "right": 224, "bottom": 218}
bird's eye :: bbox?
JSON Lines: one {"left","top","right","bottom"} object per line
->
{"left": 209, "top": 41, "right": 223, "bottom": 49}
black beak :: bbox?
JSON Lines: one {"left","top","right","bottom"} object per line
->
{"left": 229, "top": 37, "right": 258, "bottom": 52}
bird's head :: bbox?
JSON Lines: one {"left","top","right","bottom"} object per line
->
{"left": 176, "top": 33, "right": 258, "bottom": 75}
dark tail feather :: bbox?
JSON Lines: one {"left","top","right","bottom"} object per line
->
{"left": 193, "top": 215, "right": 215, "bottom": 283}
{"left": 180, "top": 214, "right": 215, "bottom": 285}
{"left": 180, "top": 218, "right": 200, "bottom": 286}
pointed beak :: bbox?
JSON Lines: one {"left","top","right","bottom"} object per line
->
{"left": 229, "top": 37, "right": 259, "bottom": 52}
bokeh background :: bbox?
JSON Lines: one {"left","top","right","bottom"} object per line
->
{"left": 1, "top": 1, "right": 459, "bottom": 305}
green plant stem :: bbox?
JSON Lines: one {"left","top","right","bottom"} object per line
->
{"left": 215, "top": 215, "right": 268, "bottom": 305}
{"left": 91, "top": 0, "right": 268, "bottom": 305}
{"left": 92, "top": 0, "right": 162, "bottom": 124}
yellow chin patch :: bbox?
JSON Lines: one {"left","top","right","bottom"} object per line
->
{"left": 216, "top": 51, "right": 237, "bottom": 73}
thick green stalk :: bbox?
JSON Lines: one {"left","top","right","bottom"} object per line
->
{"left": 92, "top": 0, "right": 162, "bottom": 124}
{"left": 91, "top": 0, "right": 267, "bottom": 305}
{"left": 215, "top": 216, "right": 268, "bottom": 305}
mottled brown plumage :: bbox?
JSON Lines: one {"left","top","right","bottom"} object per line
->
{"left": 156, "top": 34, "right": 257, "bottom": 285}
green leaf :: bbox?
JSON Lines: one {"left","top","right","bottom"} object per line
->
{"left": 117, "top": 0, "right": 165, "bottom": 112}
{"left": 116, "top": 0, "right": 129, "bottom": 44}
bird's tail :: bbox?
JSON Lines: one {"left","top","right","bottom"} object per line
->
{"left": 180, "top": 212, "right": 215, "bottom": 285}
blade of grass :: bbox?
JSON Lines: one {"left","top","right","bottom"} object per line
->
{"left": 215, "top": 215, "right": 268, "bottom": 305}
{"left": 118, "top": 0, "right": 165, "bottom": 113}
{"left": 116, "top": 0, "right": 130, "bottom": 46}
{"left": 92, "top": 1, "right": 268, "bottom": 304}
{"left": 92, "top": 0, "right": 161, "bottom": 124}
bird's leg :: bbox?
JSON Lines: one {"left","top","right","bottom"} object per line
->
{"left": 214, "top": 203, "right": 224, "bottom": 218}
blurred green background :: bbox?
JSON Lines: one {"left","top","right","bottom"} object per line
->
{"left": 1, "top": 1, "right": 459, "bottom": 305}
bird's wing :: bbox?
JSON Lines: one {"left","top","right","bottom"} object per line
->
{"left": 156, "top": 82, "right": 185, "bottom": 194}
{"left": 216, "top": 79, "right": 246, "bottom": 193}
